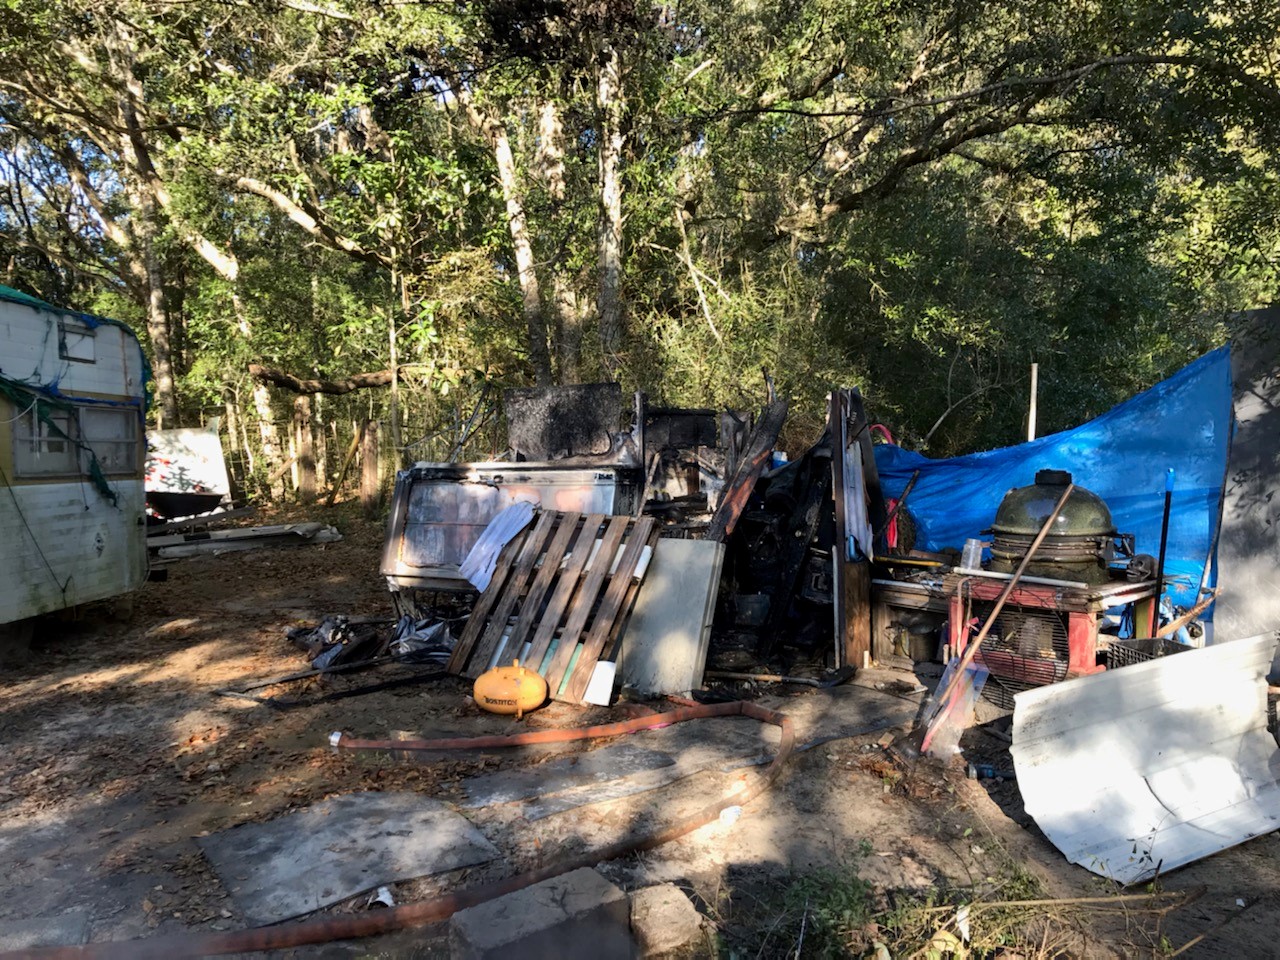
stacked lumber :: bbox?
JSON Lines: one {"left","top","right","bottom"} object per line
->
{"left": 447, "top": 511, "right": 659, "bottom": 704}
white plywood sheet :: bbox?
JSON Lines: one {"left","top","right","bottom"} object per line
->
{"left": 619, "top": 538, "right": 724, "bottom": 696}
{"left": 1011, "top": 633, "right": 1280, "bottom": 884}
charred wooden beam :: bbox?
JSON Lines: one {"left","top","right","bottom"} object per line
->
{"left": 704, "top": 398, "right": 788, "bottom": 542}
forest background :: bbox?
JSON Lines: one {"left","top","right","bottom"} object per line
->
{"left": 2, "top": 0, "right": 1276, "bottom": 496}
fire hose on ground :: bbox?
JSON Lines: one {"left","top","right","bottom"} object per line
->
{"left": 12, "top": 700, "right": 794, "bottom": 960}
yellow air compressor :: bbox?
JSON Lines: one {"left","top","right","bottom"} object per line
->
{"left": 474, "top": 661, "right": 548, "bottom": 718}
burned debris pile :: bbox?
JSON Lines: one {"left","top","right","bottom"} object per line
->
{"left": 20, "top": 323, "right": 1280, "bottom": 960}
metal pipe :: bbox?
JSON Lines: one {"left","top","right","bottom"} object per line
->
{"left": 1154, "top": 468, "right": 1174, "bottom": 605}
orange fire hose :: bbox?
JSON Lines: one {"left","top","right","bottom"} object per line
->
{"left": 13, "top": 700, "right": 793, "bottom": 960}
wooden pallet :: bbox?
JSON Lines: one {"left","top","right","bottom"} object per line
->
{"left": 447, "top": 511, "right": 659, "bottom": 704}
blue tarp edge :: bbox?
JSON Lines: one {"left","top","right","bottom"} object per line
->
{"left": 873, "top": 347, "right": 1233, "bottom": 607}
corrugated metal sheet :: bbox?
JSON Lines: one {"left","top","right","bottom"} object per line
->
{"left": 1011, "top": 632, "right": 1280, "bottom": 884}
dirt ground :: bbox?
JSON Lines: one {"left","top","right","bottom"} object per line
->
{"left": 2, "top": 505, "right": 1278, "bottom": 958}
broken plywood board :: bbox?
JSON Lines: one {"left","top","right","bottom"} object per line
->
{"left": 618, "top": 538, "right": 725, "bottom": 696}
{"left": 1012, "top": 633, "right": 1280, "bottom": 885}
{"left": 196, "top": 792, "right": 500, "bottom": 924}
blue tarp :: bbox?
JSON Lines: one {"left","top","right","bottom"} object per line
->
{"left": 874, "top": 347, "right": 1233, "bottom": 606}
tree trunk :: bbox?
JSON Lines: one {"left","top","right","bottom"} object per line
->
{"left": 238, "top": 397, "right": 255, "bottom": 473}
{"left": 388, "top": 266, "right": 404, "bottom": 463}
{"left": 360, "top": 419, "right": 381, "bottom": 518}
{"left": 138, "top": 194, "right": 179, "bottom": 426}
{"left": 223, "top": 395, "right": 240, "bottom": 458}
{"left": 552, "top": 276, "right": 586, "bottom": 383}
{"left": 294, "top": 394, "right": 316, "bottom": 502}
{"left": 233, "top": 295, "right": 283, "bottom": 496}
{"left": 596, "top": 43, "right": 627, "bottom": 366}
{"left": 288, "top": 412, "right": 300, "bottom": 491}
{"left": 252, "top": 380, "right": 281, "bottom": 496}
{"left": 314, "top": 393, "right": 328, "bottom": 490}
{"left": 463, "top": 98, "right": 552, "bottom": 386}
{"left": 536, "top": 101, "right": 586, "bottom": 383}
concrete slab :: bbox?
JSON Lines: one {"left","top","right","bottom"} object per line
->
{"left": 449, "top": 867, "right": 631, "bottom": 959}
{"left": 515, "top": 717, "right": 766, "bottom": 820}
{"left": 0, "top": 912, "right": 90, "bottom": 951}
{"left": 198, "top": 791, "right": 500, "bottom": 924}
{"left": 461, "top": 741, "right": 675, "bottom": 808}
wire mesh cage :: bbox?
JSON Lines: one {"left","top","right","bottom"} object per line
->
{"left": 1107, "top": 636, "right": 1190, "bottom": 669}
{"left": 973, "top": 603, "right": 1071, "bottom": 707}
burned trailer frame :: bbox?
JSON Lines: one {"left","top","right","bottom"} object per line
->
{"left": 380, "top": 383, "right": 776, "bottom": 633}
{"left": 380, "top": 461, "right": 643, "bottom": 614}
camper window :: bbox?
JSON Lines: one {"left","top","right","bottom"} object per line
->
{"left": 81, "top": 407, "right": 139, "bottom": 476}
{"left": 58, "top": 318, "right": 96, "bottom": 363}
{"left": 13, "top": 410, "right": 78, "bottom": 476}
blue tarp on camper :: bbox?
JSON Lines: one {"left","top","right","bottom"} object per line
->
{"left": 874, "top": 347, "right": 1233, "bottom": 606}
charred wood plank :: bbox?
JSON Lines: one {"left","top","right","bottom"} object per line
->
{"left": 704, "top": 398, "right": 788, "bottom": 542}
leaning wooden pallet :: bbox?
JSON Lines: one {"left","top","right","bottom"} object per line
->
{"left": 449, "top": 510, "right": 658, "bottom": 704}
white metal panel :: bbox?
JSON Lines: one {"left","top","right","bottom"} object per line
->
{"left": 618, "top": 538, "right": 725, "bottom": 696}
{"left": 0, "top": 479, "right": 147, "bottom": 623}
{"left": 0, "top": 300, "right": 143, "bottom": 402}
{"left": 147, "top": 421, "right": 232, "bottom": 494}
{"left": 1011, "top": 633, "right": 1280, "bottom": 884}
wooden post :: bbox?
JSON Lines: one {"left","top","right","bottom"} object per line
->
{"left": 294, "top": 395, "right": 316, "bottom": 502}
{"left": 847, "top": 560, "right": 872, "bottom": 668}
{"left": 829, "top": 391, "right": 874, "bottom": 668}
{"left": 314, "top": 394, "right": 327, "bottom": 490}
{"left": 360, "top": 419, "right": 381, "bottom": 517}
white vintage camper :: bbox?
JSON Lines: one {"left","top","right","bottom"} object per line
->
{"left": 0, "top": 285, "right": 148, "bottom": 631}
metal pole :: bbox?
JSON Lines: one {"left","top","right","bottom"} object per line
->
{"left": 1155, "top": 468, "right": 1174, "bottom": 605}
{"left": 1027, "top": 362, "right": 1039, "bottom": 441}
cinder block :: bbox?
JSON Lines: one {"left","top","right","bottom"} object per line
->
{"left": 449, "top": 867, "right": 632, "bottom": 959}
{"left": 630, "top": 884, "right": 704, "bottom": 956}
